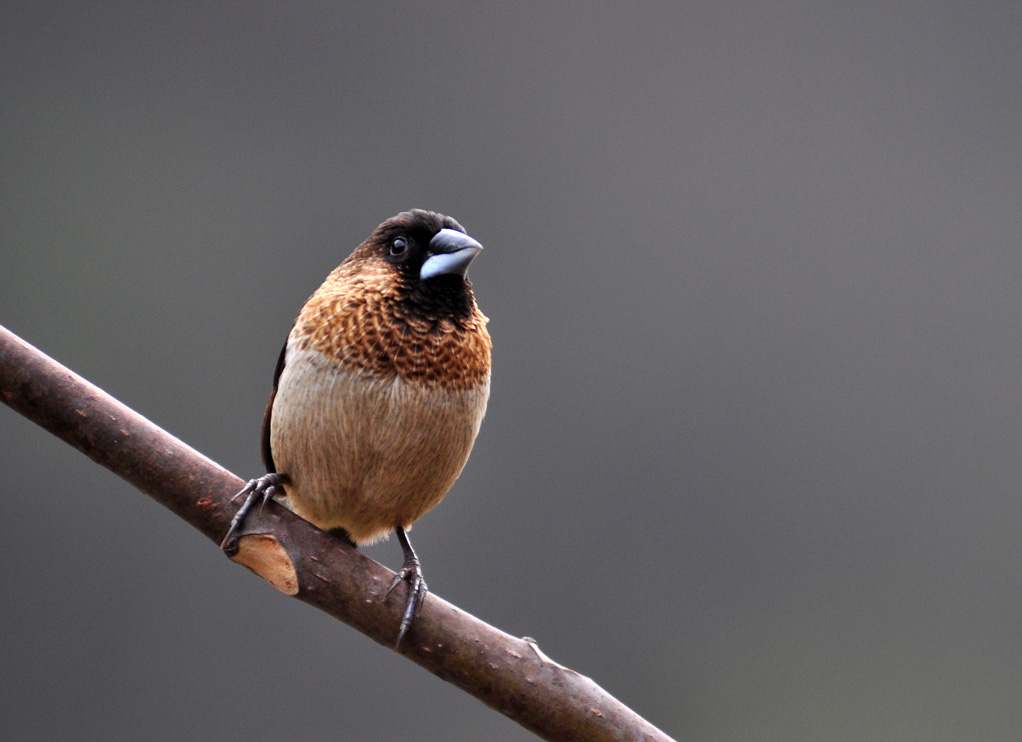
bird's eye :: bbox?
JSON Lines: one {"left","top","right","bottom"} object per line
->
{"left": 390, "top": 237, "right": 408, "bottom": 256}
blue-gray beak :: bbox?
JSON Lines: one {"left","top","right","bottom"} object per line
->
{"left": 420, "top": 228, "right": 483, "bottom": 280}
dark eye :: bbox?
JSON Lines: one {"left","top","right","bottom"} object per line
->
{"left": 390, "top": 237, "right": 408, "bottom": 256}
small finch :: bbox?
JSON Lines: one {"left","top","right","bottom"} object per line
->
{"left": 223, "top": 209, "right": 491, "bottom": 647}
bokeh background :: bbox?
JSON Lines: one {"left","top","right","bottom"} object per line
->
{"left": 3, "top": 3, "right": 1021, "bottom": 740}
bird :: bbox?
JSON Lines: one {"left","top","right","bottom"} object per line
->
{"left": 222, "top": 209, "right": 491, "bottom": 647}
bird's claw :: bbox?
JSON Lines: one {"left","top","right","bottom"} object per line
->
{"left": 221, "top": 473, "right": 289, "bottom": 556}
{"left": 385, "top": 560, "right": 428, "bottom": 650}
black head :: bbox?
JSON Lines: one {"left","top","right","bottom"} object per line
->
{"left": 363, "top": 209, "right": 479, "bottom": 277}
{"left": 357, "top": 209, "right": 484, "bottom": 319}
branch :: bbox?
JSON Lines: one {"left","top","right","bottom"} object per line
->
{"left": 0, "top": 323, "right": 675, "bottom": 742}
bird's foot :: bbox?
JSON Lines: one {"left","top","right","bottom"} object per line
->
{"left": 385, "top": 562, "right": 428, "bottom": 649}
{"left": 385, "top": 527, "right": 428, "bottom": 649}
{"left": 221, "top": 473, "right": 289, "bottom": 557}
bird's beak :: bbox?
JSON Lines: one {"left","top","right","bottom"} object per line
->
{"left": 420, "top": 228, "right": 483, "bottom": 280}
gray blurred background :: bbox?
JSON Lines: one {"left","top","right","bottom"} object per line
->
{"left": 2, "top": 2, "right": 1021, "bottom": 740}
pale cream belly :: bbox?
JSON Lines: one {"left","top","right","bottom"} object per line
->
{"left": 269, "top": 347, "right": 489, "bottom": 544}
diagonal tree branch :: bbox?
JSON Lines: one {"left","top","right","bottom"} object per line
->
{"left": 0, "top": 323, "right": 675, "bottom": 742}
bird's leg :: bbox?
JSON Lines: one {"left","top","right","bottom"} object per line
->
{"left": 385, "top": 526, "right": 428, "bottom": 649}
{"left": 221, "top": 472, "right": 290, "bottom": 557}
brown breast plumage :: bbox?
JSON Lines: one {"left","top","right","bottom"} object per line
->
{"left": 290, "top": 255, "right": 491, "bottom": 389}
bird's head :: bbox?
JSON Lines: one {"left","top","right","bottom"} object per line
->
{"left": 349, "top": 209, "right": 483, "bottom": 319}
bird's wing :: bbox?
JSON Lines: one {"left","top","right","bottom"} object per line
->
{"left": 261, "top": 338, "right": 289, "bottom": 473}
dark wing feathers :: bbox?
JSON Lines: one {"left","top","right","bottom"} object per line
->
{"left": 260, "top": 338, "right": 289, "bottom": 473}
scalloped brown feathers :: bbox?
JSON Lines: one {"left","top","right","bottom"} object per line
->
{"left": 291, "top": 250, "right": 491, "bottom": 388}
